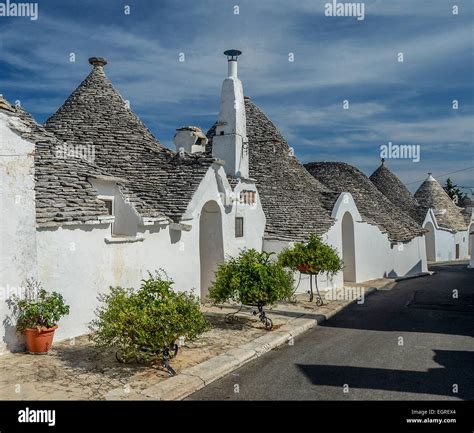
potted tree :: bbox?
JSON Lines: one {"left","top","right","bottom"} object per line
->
{"left": 208, "top": 249, "right": 294, "bottom": 329}
{"left": 9, "top": 279, "right": 70, "bottom": 354}
{"left": 278, "top": 234, "right": 343, "bottom": 304}
{"left": 89, "top": 271, "right": 209, "bottom": 376}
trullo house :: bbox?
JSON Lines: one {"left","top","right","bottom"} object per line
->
{"left": 370, "top": 160, "right": 472, "bottom": 263}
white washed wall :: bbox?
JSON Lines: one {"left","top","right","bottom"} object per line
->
{"left": 33, "top": 164, "right": 265, "bottom": 343}
{"left": 0, "top": 112, "right": 38, "bottom": 352}
{"left": 423, "top": 212, "right": 470, "bottom": 262}
{"left": 263, "top": 192, "right": 427, "bottom": 294}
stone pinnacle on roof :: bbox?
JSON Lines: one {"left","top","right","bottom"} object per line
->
{"left": 89, "top": 57, "right": 107, "bottom": 67}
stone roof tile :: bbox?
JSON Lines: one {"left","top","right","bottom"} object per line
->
{"left": 208, "top": 98, "right": 338, "bottom": 241}
{"left": 369, "top": 161, "right": 426, "bottom": 223}
{"left": 44, "top": 58, "right": 215, "bottom": 224}
{"left": 8, "top": 106, "right": 111, "bottom": 227}
{"left": 414, "top": 175, "right": 469, "bottom": 232}
{"left": 305, "top": 162, "right": 426, "bottom": 242}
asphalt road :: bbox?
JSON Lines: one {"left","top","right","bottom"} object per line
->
{"left": 188, "top": 262, "right": 474, "bottom": 400}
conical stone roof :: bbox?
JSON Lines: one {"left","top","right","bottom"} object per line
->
{"left": 414, "top": 175, "right": 469, "bottom": 232}
{"left": 305, "top": 162, "right": 426, "bottom": 243}
{"left": 369, "top": 160, "right": 425, "bottom": 223}
{"left": 207, "top": 97, "right": 339, "bottom": 241}
{"left": 45, "top": 58, "right": 215, "bottom": 223}
{"left": 0, "top": 99, "right": 111, "bottom": 227}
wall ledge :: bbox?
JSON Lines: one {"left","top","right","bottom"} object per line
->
{"left": 104, "top": 235, "right": 145, "bottom": 244}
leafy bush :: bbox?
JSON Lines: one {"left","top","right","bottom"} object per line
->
{"left": 89, "top": 272, "right": 209, "bottom": 358}
{"left": 208, "top": 249, "right": 294, "bottom": 306}
{"left": 278, "top": 234, "right": 343, "bottom": 275}
{"left": 9, "top": 279, "right": 70, "bottom": 332}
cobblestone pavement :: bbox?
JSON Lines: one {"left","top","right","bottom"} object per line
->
{"left": 0, "top": 282, "right": 382, "bottom": 400}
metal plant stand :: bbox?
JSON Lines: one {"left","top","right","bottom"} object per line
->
{"left": 307, "top": 273, "right": 324, "bottom": 306}
{"left": 161, "top": 347, "right": 177, "bottom": 377}
{"left": 225, "top": 302, "right": 273, "bottom": 330}
{"left": 115, "top": 343, "right": 179, "bottom": 376}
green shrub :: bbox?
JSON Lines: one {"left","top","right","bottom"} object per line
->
{"left": 278, "top": 234, "right": 343, "bottom": 276}
{"left": 208, "top": 249, "right": 294, "bottom": 306}
{"left": 9, "top": 279, "right": 70, "bottom": 332}
{"left": 89, "top": 272, "right": 209, "bottom": 358}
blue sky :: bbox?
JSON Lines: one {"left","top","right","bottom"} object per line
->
{"left": 1, "top": 0, "right": 473, "bottom": 193}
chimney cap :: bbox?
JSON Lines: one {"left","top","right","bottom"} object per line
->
{"left": 224, "top": 49, "right": 242, "bottom": 60}
{"left": 89, "top": 57, "right": 108, "bottom": 67}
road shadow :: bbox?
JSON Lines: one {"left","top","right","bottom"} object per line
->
{"left": 319, "top": 264, "right": 474, "bottom": 337}
{"left": 297, "top": 349, "right": 474, "bottom": 400}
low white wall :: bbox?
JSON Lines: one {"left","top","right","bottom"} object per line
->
{"left": 36, "top": 223, "right": 201, "bottom": 342}
{"left": 423, "top": 212, "right": 470, "bottom": 262}
{"left": 431, "top": 228, "right": 470, "bottom": 262}
{"left": 349, "top": 222, "right": 427, "bottom": 281}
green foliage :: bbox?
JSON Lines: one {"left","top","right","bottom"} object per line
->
{"left": 9, "top": 279, "right": 70, "bottom": 332}
{"left": 278, "top": 234, "right": 344, "bottom": 275}
{"left": 208, "top": 249, "right": 294, "bottom": 306}
{"left": 444, "top": 178, "right": 467, "bottom": 204}
{"left": 89, "top": 272, "right": 209, "bottom": 358}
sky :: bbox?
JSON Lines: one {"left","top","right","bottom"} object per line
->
{"left": 0, "top": 0, "right": 473, "bottom": 194}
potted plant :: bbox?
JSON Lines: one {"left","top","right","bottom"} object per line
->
{"left": 89, "top": 271, "right": 209, "bottom": 376}
{"left": 9, "top": 279, "right": 70, "bottom": 354}
{"left": 208, "top": 249, "right": 294, "bottom": 329}
{"left": 278, "top": 234, "right": 344, "bottom": 304}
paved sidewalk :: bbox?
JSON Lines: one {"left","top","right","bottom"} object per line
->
{"left": 0, "top": 279, "right": 389, "bottom": 400}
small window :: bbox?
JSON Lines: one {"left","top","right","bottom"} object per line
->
{"left": 99, "top": 196, "right": 114, "bottom": 235}
{"left": 103, "top": 199, "right": 113, "bottom": 216}
{"left": 240, "top": 190, "right": 256, "bottom": 205}
{"left": 220, "top": 131, "right": 224, "bottom": 135}
{"left": 235, "top": 217, "right": 244, "bottom": 238}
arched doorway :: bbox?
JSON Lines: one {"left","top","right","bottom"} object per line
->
{"left": 424, "top": 222, "right": 436, "bottom": 261}
{"left": 341, "top": 212, "right": 356, "bottom": 282}
{"left": 199, "top": 201, "right": 224, "bottom": 301}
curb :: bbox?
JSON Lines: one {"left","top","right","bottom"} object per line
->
{"left": 394, "top": 271, "right": 434, "bottom": 282}
{"left": 106, "top": 286, "right": 379, "bottom": 401}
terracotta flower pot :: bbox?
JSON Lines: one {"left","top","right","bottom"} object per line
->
{"left": 297, "top": 264, "right": 311, "bottom": 273}
{"left": 24, "top": 326, "right": 58, "bottom": 354}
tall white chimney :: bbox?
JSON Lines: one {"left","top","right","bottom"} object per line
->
{"left": 212, "top": 49, "right": 249, "bottom": 179}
